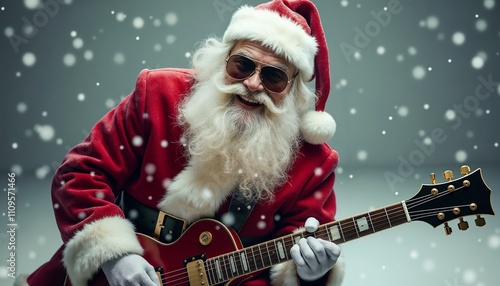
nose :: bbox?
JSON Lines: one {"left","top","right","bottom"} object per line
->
{"left": 243, "top": 69, "right": 264, "bottom": 92}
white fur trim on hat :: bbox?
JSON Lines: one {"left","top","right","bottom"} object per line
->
{"left": 223, "top": 5, "right": 318, "bottom": 80}
{"left": 62, "top": 216, "right": 143, "bottom": 286}
{"left": 301, "top": 110, "right": 336, "bottom": 145}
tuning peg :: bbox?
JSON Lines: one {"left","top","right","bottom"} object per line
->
{"left": 460, "top": 165, "right": 471, "bottom": 175}
{"left": 443, "top": 170, "right": 453, "bottom": 181}
{"left": 475, "top": 215, "right": 486, "bottom": 227}
{"left": 457, "top": 218, "right": 469, "bottom": 231}
{"left": 430, "top": 173, "right": 436, "bottom": 184}
{"left": 444, "top": 222, "right": 452, "bottom": 235}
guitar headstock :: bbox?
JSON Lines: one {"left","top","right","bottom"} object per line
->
{"left": 407, "top": 165, "right": 494, "bottom": 235}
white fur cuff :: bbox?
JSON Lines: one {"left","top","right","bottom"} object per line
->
{"left": 270, "top": 256, "right": 345, "bottom": 286}
{"left": 62, "top": 216, "right": 143, "bottom": 286}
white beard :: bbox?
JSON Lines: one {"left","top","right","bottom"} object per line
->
{"left": 157, "top": 69, "right": 302, "bottom": 223}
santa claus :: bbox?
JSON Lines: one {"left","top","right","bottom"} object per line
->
{"left": 19, "top": 0, "right": 344, "bottom": 285}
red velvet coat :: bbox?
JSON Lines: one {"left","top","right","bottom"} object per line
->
{"left": 25, "top": 68, "right": 342, "bottom": 286}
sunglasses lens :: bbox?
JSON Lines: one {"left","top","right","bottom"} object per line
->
{"left": 226, "top": 55, "right": 255, "bottom": 79}
{"left": 261, "top": 67, "right": 288, "bottom": 93}
{"left": 226, "top": 55, "right": 290, "bottom": 93}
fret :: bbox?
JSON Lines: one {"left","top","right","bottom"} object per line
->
{"left": 326, "top": 222, "right": 344, "bottom": 243}
{"left": 258, "top": 244, "right": 266, "bottom": 268}
{"left": 337, "top": 221, "right": 345, "bottom": 242}
{"left": 276, "top": 238, "right": 287, "bottom": 261}
{"left": 221, "top": 255, "right": 230, "bottom": 282}
{"left": 226, "top": 254, "right": 232, "bottom": 276}
{"left": 240, "top": 251, "right": 252, "bottom": 272}
{"left": 270, "top": 240, "right": 281, "bottom": 264}
{"left": 386, "top": 203, "right": 405, "bottom": 227}
{"left": 265, "top": 243, "right": 273, "bottom": 266}
{"left": 236, "top": 251, "right": 244, "bottom": 275}
{"left": 206, "top": 259, "right": 215, "bottom": 285}
{"left": 199, "top": 199, "right": 417, "bottom": 286}
{"left": 355, "top": 216, "right": 369, "bottom": 232}
{"left": 317, "top": 225, "right": 329, "bottom": 241}
{"left": 197, "top": 199, "right": 417, "bottom": 286}
{"left": 338, "top": 219, "right": 357, "bottom": 241}
{"left": 271, "top": 240, "right": 280, "bottom": 264}
{"left": 211, "top": 259, "right": 219, "bottom": 284}
{"left": 370, "top": 208, "right": 392, "bottom": 232}
{"left": 239, "top": 250, "right": 250, "bottom": 273}
{"left": 283, "top": 235, "right": 295, "bottom": 258}
{"left": 214, "top": 258, "right": 223, "bottom": 282}
{"left": 384, "top": 207, "right": 392, "bottom": 227}
{"left": 324, "top": 224, "right": 331, "bottom": 241}
{"left": 249, "top": 246, "right": 258, "bottom": 271}
{"left": 351, "top": 217, "right": 360, "bottom": 238}
{"left": 292, "top": 233, "right": 302, "bottom": 244}
{"left": 229, "top": 253, "right": 238, "bottom": 277}
{"left": 367, "top": 212, "right": 375, "bottom": 232}
{"left": 233, "top": 251, "right": 244, "bottom": 276}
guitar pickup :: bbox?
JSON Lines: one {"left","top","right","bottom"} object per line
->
{"left": 184, "top": 254, "right": 209, "bottom": 286}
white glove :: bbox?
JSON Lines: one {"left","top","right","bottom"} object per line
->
{"left": 290, "top": 217, "right": 341, "bottom": 282}
{"left": 101, "top": 254, "right": 161, "bottom": 286}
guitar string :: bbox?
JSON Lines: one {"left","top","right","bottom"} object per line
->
{"left": 408, "top": 204, "right": 472, "bottom": 221}
{"left": 200, "top": 205, "right": 408, "bottom": 276}
{"left": 209, "top": 197, "right": 463, "bottom": 279}
{"left": 152, "top": 187, "right": 461, "bottom": 283}
{"left": 201, "top": 182, "right": 472, "bottom": 279}
{"left": 201, "top": 208, "right": 412, "bottom": 281}
{"left": 156, "top": 212, "right": 408, "bottom": 285}
{"left": 187, "top": 205, "right": 411, "bottom": 282}
{"left": 406, "top": 187, "right": 452, "bottom": 208}
{"left": 405, "top": 188, "right": 451, "bottom": 210}
{"left": 407, "top": 186, "right": 465, "bottom": 210}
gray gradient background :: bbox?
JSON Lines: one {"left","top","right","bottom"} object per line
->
{"left": 1, "top": 0, "right": 500, "bottom": 285}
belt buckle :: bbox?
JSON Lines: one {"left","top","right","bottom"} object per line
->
{"left": 153, "top": 210, "right": 187, "bottom": 241}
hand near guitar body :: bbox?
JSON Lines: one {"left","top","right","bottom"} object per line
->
{"left": 291, "top": 217, "right": 341, "bottom": 281}
{"left": 101, "top": 254, "right": 160, "bottom": 286}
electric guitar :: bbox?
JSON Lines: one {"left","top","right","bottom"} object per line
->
{"left": 64, "top": 166, "right": 495, "bottom": 286}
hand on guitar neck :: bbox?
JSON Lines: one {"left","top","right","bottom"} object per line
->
{"left": 291, "top": 217, "right": 341, "bottom": 281}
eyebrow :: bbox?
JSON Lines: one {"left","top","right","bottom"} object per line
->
{"left": 234, "top": 51, "right": 290, "bottom": 72}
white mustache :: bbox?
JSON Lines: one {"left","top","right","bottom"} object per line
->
{"left": 214, "top": 77, "right": 289, "bottom": 114}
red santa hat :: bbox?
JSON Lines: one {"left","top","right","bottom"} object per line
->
{"left": 223, "top": 0, "right": 336, "bottom": 145}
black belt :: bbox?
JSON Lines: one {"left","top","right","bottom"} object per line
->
{"left": 118, "top": 191, "right": 187, "bottom": 243}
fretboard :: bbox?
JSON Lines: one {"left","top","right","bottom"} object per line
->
{"left": 204, "top": 201, "right": 410, "bottom": 285}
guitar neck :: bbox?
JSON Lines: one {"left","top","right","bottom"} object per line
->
{"left": 204, "top": 201, "right": 410, "bottom": 284}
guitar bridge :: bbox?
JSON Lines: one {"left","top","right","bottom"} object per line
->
{"left": 185, "top": 255, "right": 209, "bottom": 286}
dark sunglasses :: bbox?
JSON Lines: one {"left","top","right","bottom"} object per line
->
{"left": 225, "top": 54, "right": 296, "bottom": 93}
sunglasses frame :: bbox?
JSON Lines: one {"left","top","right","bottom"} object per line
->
{"left": 225, "top": 54, "right": 297, "bottom": 93}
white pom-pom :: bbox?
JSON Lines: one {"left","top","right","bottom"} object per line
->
{"left": 300, "top": 110, "right": 336, "bottom": 145}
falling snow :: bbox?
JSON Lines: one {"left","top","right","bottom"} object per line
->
{"left": 3, "top": 1, "right": 499, "bottom": 286}
{"left": 452, "top": 31, "right": 466, "bottom": 45}
{"left": 22, "top": 52, "right": 36, "bottom": 66}
{"left": 132, "top": 135, "right": 143, "bottom": 146}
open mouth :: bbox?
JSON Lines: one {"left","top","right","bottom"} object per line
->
{"left": 236, "top": 94, "right": 263, "bottom": 107}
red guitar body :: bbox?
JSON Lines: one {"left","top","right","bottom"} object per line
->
{"left": 64, "top": 219, "right": 256, "bottom": 286}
